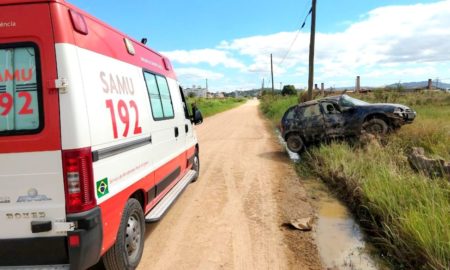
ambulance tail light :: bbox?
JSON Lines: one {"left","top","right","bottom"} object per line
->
{"left": 62, "top": 148, "right": 96, "bottom": 214}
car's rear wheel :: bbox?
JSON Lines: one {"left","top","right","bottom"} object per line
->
{"left": 362, "top": 118, "right": 388, "bottom": 135}
{"left": 103, "top": 199, "right": 145, "bottom": 270}
{"left": 286, "top": 134, "right": 304, "bottom": 153}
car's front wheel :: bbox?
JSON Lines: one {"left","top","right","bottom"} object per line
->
{"left": 286, "top": 133, "right": 304, "bottom": 153}
{"left": 191, "top": 151, "right": 200, "bottom": 182}
{"left": 362, "top": 118, "right": 388, "bottom": 135}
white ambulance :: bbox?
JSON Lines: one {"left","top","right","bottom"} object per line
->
{"left": 0, "top": 1, "right": 202, "bottom": 269}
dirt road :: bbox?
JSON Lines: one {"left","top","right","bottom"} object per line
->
{"left": 138, "top": 100, "right": 322, "bottom": 269}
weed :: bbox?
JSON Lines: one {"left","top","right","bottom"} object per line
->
{"left": 188, "top": 97, "right": 246, "bottom": 118}
{"left": 260, "top": 91, "right": 450, "bottom": 269}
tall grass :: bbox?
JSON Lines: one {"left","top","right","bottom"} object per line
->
{"left": 355, "top": 91, "right": 450, "bottom": 160}
{"left": 187, "top": 97, "right": 246, "bottom": 118}
{"left": 302, "top": 143, "right": 450, "bottom": 269}
{"left": 260, "top": 91, "right": 450, "bottom": 269}
{"left": 259, "top": 95, "right": 298, "bottom": 125}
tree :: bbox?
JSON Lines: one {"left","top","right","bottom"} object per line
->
{"left": 281, "top": 85, "right": 296, "bottom": 96}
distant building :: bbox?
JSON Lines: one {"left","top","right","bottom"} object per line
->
{"left": 183, "top": 85, "right": 207, "bottom": 98}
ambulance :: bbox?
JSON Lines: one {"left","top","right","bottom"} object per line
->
{"left": 0, "top": 1, "right": 202, "bottom": 269}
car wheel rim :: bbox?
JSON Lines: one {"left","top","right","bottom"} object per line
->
{"left": 125, "top": 212, "right": 142, "bottom": 261}
{"left": 288, "top": 137, "right": 302, "bottom": 152}
{"left": 193, "top": 155, "right": 199, "bottom": 172}
{"left": 367, "top": 124, "right": 383, "bottom": 134}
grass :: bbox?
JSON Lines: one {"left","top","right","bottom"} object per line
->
{"left": 260, "top": 91, "right": 450, "bottom": 270}
{"left": 187, "top": 97, "right": 246, "bottom": 118}
{"left": 259, "top": 94, "right": 298, "bottom": 125}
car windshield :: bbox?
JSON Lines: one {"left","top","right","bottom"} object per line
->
{"left": 340, "top": 95, "right": 369, "bottom": 107}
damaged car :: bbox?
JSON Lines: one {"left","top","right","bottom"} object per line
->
{"left": 280, "top": 94, "right": 416, "bottom": 153}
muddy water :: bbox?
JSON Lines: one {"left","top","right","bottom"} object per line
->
{"left": 276, "top": 131, "right": 387, "bottom": 270}
{"left": 306, "top": 179, "right": 382, "bottom": 270}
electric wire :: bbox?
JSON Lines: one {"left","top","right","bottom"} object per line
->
{"left": 278, "top": 5, "right": 312, "bottom": 67}
{"left": 258, "top": 1, "right": 313, "bottom": 88}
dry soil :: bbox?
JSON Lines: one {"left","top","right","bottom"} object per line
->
{"left": 137, "top": 100, "right": 322, "bottom": 270}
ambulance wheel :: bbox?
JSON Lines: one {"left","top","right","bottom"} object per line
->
{"left": 191, "top": 152, "right": 200, "bottom": 182}
{"left": 103, "top": 199, "right": 145, "bottom": 270}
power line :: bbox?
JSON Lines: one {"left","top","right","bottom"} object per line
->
{"left": 278, "top": 6, "right": 313, "bottom": 67}
{"left": 255, "top": 1, "right": 312, "bottom": 86}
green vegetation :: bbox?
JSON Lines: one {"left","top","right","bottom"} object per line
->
{"left": 259, "top": 94, "right": 298, "bottom": 124}
{"left": 281, "top": 85, "right": 297, "bottom": 96}
{"left": 362, "top": 90, "right": 450, "bottom": 160}
{"left": 187, "top": 97, "right": 246, "bottom": 118}
{"left": 260, "top": 91, "right": 450, "bottom": 270}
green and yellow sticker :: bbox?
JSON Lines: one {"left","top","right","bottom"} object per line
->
{"left": 96, "top": 178, "right": 109, "bottom": 198}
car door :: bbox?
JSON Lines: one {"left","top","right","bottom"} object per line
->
{"left": 299, "top": 103, "right": 325, "bottom": 142}
{"left": 320, "top": 101, "right": 346, "bottom": 138}
{"left": 143, "top": 72, "right": 181, "bottom": 200}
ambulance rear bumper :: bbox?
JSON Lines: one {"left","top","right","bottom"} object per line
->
{"left": 0, "top": 207, "right": 102, "bottom": 270}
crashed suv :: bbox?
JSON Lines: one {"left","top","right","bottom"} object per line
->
{"left": 280, "top": 94, "right": 416, "bottom": 153}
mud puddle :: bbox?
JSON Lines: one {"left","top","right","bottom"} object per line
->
{"left": 306, "top": 180, "right": 384, "bottom": 270}
{"left": 276, "top": 131, "right": 387, "bottom": 270}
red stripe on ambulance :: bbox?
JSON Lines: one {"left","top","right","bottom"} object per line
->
{"left": 0, "top": 1, "right": 201, "bottom": 269}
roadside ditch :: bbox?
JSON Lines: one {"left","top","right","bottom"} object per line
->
{"left": 276, "top": 131, "right": 390, "bottom": 270}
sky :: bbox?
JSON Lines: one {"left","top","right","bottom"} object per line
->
{"left": 69, "top": 0, "right": 450, "bottom": 92}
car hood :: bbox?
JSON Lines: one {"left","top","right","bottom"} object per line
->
{"left": 362, "top": 103, "right": 412, "bottom": 111}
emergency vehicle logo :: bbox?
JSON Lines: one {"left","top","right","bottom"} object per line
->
{"left": 96, "top": 178, "right": 110, "bottom": 198}
{"left": 17, "top": 188, "right": 52, "bottom": 203}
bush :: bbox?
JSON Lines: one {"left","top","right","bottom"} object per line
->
{"left": 281, "top": 85, "right": 296, "bottom": 96}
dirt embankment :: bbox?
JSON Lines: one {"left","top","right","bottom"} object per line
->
{"left": 137, "top": 99, "right": 322, "bottom": 269}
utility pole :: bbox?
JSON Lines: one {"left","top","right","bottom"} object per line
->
{"left": 206, "top": 78, "right": 208, "bottom": 90}
{"left": 307, "top": 0, "right": 317, "bottom": 101}
{"left": 271, "top": 54, "right": 275, "bottom": 93}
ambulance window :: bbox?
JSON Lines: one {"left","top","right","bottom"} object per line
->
{"left": 144, "top": 72, "right": 164, "bottom": 118}
{"left": 0, "top": 44, "right": 42, "bottom": 135}
{"left": 143, "top": 71, "right": 174, "bottom": 120}
{"left": 156, "top": 76, "right": 174, "bottom": 118}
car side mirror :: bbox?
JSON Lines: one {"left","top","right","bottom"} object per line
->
{"left": 192, "top": 109, "right": 203, "bottom": 125}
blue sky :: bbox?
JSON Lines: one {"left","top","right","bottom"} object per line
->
{"left": 70, "top": 0, "right": 450, "bottom": 91}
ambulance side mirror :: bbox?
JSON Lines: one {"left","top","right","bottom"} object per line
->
{"left": 193, "top": 110, "right": 203, "bottom": 125}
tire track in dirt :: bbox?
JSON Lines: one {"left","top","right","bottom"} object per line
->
{"left": 138, "top": 100, "right": 322, "bottom": 270}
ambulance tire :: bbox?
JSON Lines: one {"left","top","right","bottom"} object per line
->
{"left": 191, "top": 152, "right": 200, "bottom": 182}
{"left": 103, "top": 199, "right": 145, "bottom": 270}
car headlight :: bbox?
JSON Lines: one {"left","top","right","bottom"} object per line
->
{"left": 393, "top": 107, "right": 404, "bottom": 114}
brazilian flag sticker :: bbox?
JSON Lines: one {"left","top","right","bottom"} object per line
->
{"left": 96, "top": 178, "right": 109, "bottom": 198}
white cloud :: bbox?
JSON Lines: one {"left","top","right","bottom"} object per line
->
{"left": 162, "top": 49, "right": 245, "bottom": 70}
{"left": 222, "top": 0, "right": 450, "bottom": 76}
{"left": 165, "top": 0, "right": 450, "bottom": 90}
{"left": 364, "top": 65, "right": 437, "bottom": 78}
{"left": 176, "top": 67, "right": 224, "bottom": 80}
